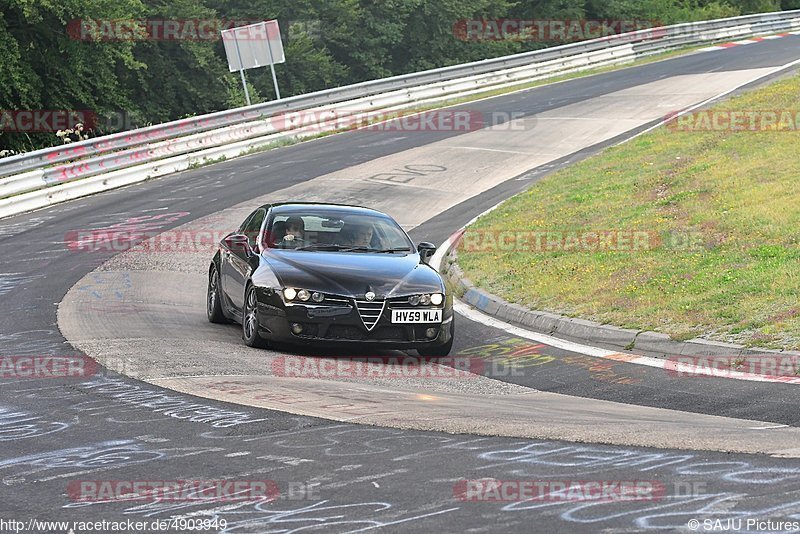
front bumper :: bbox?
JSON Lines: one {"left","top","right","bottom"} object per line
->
{"left": 254, "top": 288, "right": 453, "bottom": 349}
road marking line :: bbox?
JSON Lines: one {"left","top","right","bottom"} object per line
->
{"left": 444, "top": 146, "right": 537, "bottom": 155}
{"left": 626, "top": 56, "right": 800, "bottom": 141}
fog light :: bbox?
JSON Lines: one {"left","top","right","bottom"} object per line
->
{"left": 297, "top": 289, "right": 311, "bottom": 301}
{"left": 291, "top": 323, "right": 304, "bottom": 334}
{"left": 283, "top": 288, "right": 297, "bottom": 300}
{"left": 312, "top": 292, "right": 324, "bottom": 302}
{"left": 430, "top": 293, "right": 443, "bottom": 306}
{"left": 425, "top": 327, "right": 438, "bottom": 339}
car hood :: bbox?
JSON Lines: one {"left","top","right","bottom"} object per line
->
{"left": 261, "top": 250, "right": 443, "bottom": 298}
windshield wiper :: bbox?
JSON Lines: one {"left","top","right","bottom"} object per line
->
{"left": 295, "top": 243, "right": 350, "bottom": 251}
{"left": 374, "top": 247, "right": 412, "bottom": 253}
{"left": 293, "top": 244, "right": 412, "bottom": 253}
{"left": 340, "top": 246, "right": 412, "bottom": 253}
{"left": 338, "top": 246, "right": 373, "bottom": 252}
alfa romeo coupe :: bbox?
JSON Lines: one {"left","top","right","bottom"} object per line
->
{"left": 206, "top": 202, "right": 454, "bottom": 356}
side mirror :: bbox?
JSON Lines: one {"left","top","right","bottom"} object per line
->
{"left": 224, "top": 234, "right": 251, "bottom": 253}
{"left": 417, "top": 242, "right": 436, "bottom": 264}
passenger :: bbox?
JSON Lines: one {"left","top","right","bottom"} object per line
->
{"left": 340, "top": 222, "right": 375, "bottom": 248}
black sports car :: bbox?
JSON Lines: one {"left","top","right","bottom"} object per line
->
{"left": 207, "top": 202, "right": 454, "bottom": 356}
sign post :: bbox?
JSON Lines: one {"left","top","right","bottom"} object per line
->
{"left": 231, "top": 35, "right": 251, "bottom": 106}
{"left": 266, "top": 35, "right": 281, "bottom": 100}
{"left": 221, "top": 20, "right": 285, "bottom": 106}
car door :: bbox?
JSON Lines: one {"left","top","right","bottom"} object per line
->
{"left": 224, "top": 208, "right": 266, "bottom": 313}
{"left": 220, "top": 215, "right": 251, "bottom": 314}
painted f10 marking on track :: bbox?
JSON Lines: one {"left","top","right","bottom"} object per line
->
{"left": 368, "top": 164, "right": 447, "bottom": 184}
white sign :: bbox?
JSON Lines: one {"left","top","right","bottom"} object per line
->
{"left": 221, "top": 20, "right": 285, "bottom": 72}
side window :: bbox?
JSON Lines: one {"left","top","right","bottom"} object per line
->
{"left": 266, "top": 216, "right": 288, "bottom": 247}
{"left": 241, "top": 209, "right": 266, "bottom": 247}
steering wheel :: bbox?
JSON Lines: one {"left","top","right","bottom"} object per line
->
{"left": 280, "top": 235, "right": 305, "bottom": 247}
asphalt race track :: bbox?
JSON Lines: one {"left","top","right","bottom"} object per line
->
{"left": 3, "top": 38, "right": 800, "bottom": 532}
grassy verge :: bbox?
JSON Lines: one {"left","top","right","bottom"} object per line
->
{"left": 457, "top": 70, "right": 800, "bottom": 349}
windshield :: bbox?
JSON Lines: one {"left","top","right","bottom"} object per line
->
{"left": 264, "top": 209, "right": 414, "bottom": 252}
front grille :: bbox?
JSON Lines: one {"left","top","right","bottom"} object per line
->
{"left": 385, "top": 298, "right": 409, "bottom": 309}
{"left": 317, "top": 295, "right": 350, "bottom": 306}
{"left": 326, "top": 325, "right": 365, "bottom": 340}
{"left": 325, "top": 325, "right": 406, "bottom": 341}
{"left": 386, "top": 297, "right": 442, "bottom": 310}
{"left": 373, "top": 326, "right": 406, "bottom": 340}
{"left": 354, "top": 299, "right": 386, "bottom": 331}
{"left": 290, "top": 295, "right": 351, "bottom": 307}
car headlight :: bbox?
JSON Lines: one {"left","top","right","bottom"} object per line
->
{"left": 419, "top": 294, "right": 431, "bottom": 305}
{"left": 297, "top": 289, "right": 311, "bottom": 301}
{"left": 430, "top": 293, "right": 444, "bottom": 306}
{"left": 408, "top": 295, "right": 420, "bottom": 306}
{"left": 283, "top": 288, "right": 297, "bottom": 300}
{"left": 312, "top": 292, "right": 324, "bottom": 302}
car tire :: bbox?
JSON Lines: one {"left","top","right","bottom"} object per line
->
{"left": 417, "top": 318, "right": 454, "bottom": 357}
{"left": 207, "top": 265, "right": 226, "bottom": 324}
{"left": 242, "top": 284, "right": 269, "bottom": 348}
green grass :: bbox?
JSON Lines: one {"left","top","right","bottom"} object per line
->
{"left": 457, "top": 71, "right": 800, "bottom": 349}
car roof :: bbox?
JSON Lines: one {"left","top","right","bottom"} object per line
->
{"left": 263, "top": 202, "right": 390, "bottom": 218}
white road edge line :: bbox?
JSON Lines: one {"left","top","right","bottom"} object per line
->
{"left": 430, "top": 57, "right": 800, "bottom": 386}
{"left": 624, "top": 56, "right": 800, "bottom": 142}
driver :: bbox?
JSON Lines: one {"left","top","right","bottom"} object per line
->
{"left": 283, "top": 216, "right": 305, "bottom": 242}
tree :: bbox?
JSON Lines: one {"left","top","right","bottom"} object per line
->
{"left": 0, "top": 0, "right": 145, "bottom": 151}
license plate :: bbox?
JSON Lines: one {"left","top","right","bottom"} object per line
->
{"left": 391, "top": 309, "right": 442, "bottom": 324}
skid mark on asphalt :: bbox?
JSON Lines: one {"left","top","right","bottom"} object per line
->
{"left": 452, "top": 333, "right": 646, "bottom": 385}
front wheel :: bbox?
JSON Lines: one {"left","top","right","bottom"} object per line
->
{"left": 207, "top": 265, "right": 226, "bottom": 324}
{"left": 242, "top": 285, "right": 269, "bottom": 348}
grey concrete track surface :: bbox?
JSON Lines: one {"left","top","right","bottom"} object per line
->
{"left": 59, "top": 54, "right": 800, "bottom": 453}
{"left": 2, "top": 37, "right": 800, "bottom": 531}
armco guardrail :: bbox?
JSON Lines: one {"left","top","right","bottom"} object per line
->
{"left": 1, "top": 10, "right": 799, "bottom": 219}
